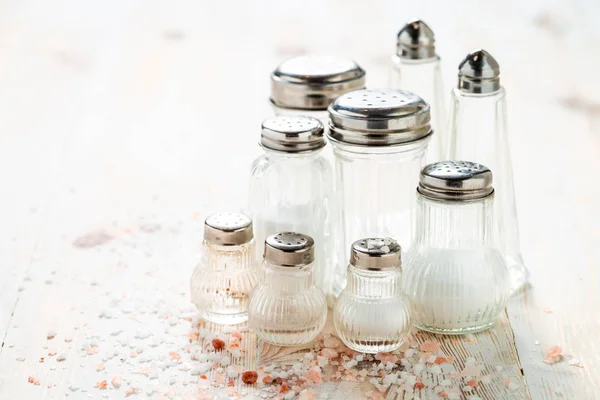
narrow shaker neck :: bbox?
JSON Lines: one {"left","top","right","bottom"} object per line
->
{"left": 345, "top": 265, "right": 402, "bottom": 298}
{"left": 262, "top": 260, "right": 315, "bottom": 293}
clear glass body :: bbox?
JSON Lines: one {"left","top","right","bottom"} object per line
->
{"left": 190, "top": 240, "right": 260, "bottom": 324}
{"left": 330, "top": 139, "right": 430, "bottom": 300}
{"left": 248, "top": 148, "right": 333, "bottom": 294}
{"left": 334, "top": 265, "right": 410, "bottom": 353}
{"left": 447, "top": 87, "right": 529, "bottom": 293}
{"left": 248, "top": 261, "right": 327, "bottom": 346}
{"left": 389, "top": 56, "right": 446, "bottom": 164}
{"left": 403, "top": 195, "right": 510, "bottom": 334}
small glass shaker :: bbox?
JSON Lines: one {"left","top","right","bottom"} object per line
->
{"left": 248, "top": 232, "right": 327, "bottom": 346}
{"left": 334, "top": 238, "right": 410, "bottom": 354}
{"left": 403, "top": 161, "right": 510, "bottom": 334}
{"left": 389, "top": 19, "right": 446, "bottom": 163}
{"left": 190, "top": 213, "right": 260, "bottom": 325}
{"left": 446, "top": 49, "right": 529, "bottom": 293}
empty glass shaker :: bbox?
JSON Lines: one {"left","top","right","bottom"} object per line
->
{"left": 248, "top": 116, "right": 333, "bottom": 294}
{"left": 190, "top": 213, "right": 260, "bottom": 324}
{"left": 248, "top": 232, "right": 327, "bottom": 346}
{"left": 389, "top": 19, "right": 446, "bottom": 163}
{"left": 446, "top": 49, "right": 529, "bottom": 293}
{"left": 334, "top": 237, "right": 410, "bottom": 354}
{"left": 328, "top": 88, "right": 432, "bottom": 299}
{"left": 403, "top": 161, "right": 510, "bottom": 334}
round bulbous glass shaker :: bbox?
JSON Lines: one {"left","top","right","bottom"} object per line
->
{"left": 403, "top": 161, "right": 511, "bottom": 334}
{"left": 389, "top": 19, "right": 446, "bottom": 164}
{"left": 190, "top": 213, "right": 260, "bottom": 325}
{"left": 248, "top": 116, "right": 333, "bottom": 294}
{"left": 334, "top": 238, "right": 411, "bottom": 354}
{"left": 327, "top": 88, "right": 432, "bottom": 301}
{"left": 446, "top": 49, "right": 529, "bottom": 293}
{"left": 248, "top": 232, "right": 327, "bottom": 346}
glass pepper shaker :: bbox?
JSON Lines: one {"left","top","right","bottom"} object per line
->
{"left": 446, "top": 49, "right": 529, "bottom": 293}
{"left": 328, "top": 88, "right": 432, "bottom": 299}
{"left": 403, "top": 161, "right": 510, "bottom": 334}
{"left": 389, "top": 19, "right": 446, "bottom": 163}
{"left": 333, "top": 237, "right": 411, "bottom": 354}
{"left": 248, "top": 232, "right": 327, "bottom": 346}
{"left": 190, "top": 213, "right": 260, "bottom": 325}
{"left": 248, "top": 116, "right": 333, "bottom": 294}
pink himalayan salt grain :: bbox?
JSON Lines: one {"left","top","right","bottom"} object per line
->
{"left": 111, "top": 376, "right": 121, "bottom": 388}
{"left": 231, "top": 330, "right": 243, "bottom": 340}
{"left": 96, "top": 362, "right": 105, "bottom": 372}
{"left": 375, "top": 352, "right": 398, "bottom": 364}
{"left": 324, "top": 337, "right": 341, "bottom": 348}
{"left": 543, "top": 346, "right": 562, "bottom": 364}
{"left": 306, "top": 366, "right": 322, "bottom": 383}
{"left": 320, "top": 348, "right": 338, "bottom": 359}
{"left": 420, "top": 340, "right": 441, "bottom": 352}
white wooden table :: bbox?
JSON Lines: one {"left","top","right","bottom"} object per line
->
{"left": 0, "top": 0, "right": 599, "bottom": 399}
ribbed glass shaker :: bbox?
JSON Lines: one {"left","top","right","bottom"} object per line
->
{"left": 327, "top": 88, "right": 432, "bottom": 301}
{"left": 248, "top": 232, "right": 327, "bottom": 346}
{"left": 334, "top": 238, "right": 411, "bottom": 354}
{"left": 389, "top": 20, "right": 446, "bottom": 164}
{"left": 446, "top": 49, "right": 529, "bottom": 294}
{"left": 248, "top": 116, "right": 333, "bottom": 294}
{"left": 403, "top": 161, "right": 510, "bottom": 334}
{"left": 270, "top": 55, "right": 366, "bottom": 125}
{"left": 190, "top": 213, "right": 260, "bottom": 325}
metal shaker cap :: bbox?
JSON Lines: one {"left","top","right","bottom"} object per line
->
{"left": 270, "top": 56, "right": 366, "bottom": 110}
{"left": 327, "top": 89, "right": 432, "bottom": 146}
{"left": 204, "top": 213, "right": 253, "bottom": 246}
{"left": 418, "top": 161, "right": 494, "bottom": 201}
{"left": 397, "top": 19, "right": 436, "bottom": 60}
{"left": 350, "top": 238, "right": 402, "bottom": 271}
{"left": 261, "top": 116, "right": 325, "bottom": 153}
{"left": 264, "top": 232, "right": 314, "bottom": 267}
{"left": 458, "top": 49, "right": 500, "bottom": 94}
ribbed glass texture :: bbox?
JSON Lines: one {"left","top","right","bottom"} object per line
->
{"left": 334, "top": 265, "right": 410, "bottom": 353}
{"left": 447, "top": 88, "right": 529, "bottom": 293}
{"left": 389, "top": 56, "right": 446, "bottom": 164}
{"left": 403, "top": 196, "right": 510, "bottom": 334}
{"left": 190, "top": 240, "right": 260, "bottom": 325}
{"left": 248, "top": 261, "right": 327, "bottom": 346}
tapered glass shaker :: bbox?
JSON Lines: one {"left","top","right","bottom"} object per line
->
{"left": 248, "top": 116, "right": 333, "bottom": 294}
{"left": 334, "top": 238, "right": 411, "bottom": 354}
{"left": 447, "top": 49, "right": 529, "bottom": 293}
{"left": 190, "top": 213, "right": 260, "bottom": 325}
{"left": 389, "top": 20, "right": 445, "bottom": 163}
{"left": 328, "top": 89, "right": 432, "bottom": 300}
{"left": 248, "top": 232, "right": 327, "bottom": 346}
{"left": 403, "top": 161, "right": 510, "bottom": 334}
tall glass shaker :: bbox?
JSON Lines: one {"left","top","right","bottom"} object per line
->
{"left": 447, "top": 49, "right": 529, "bottom": 293}
{"left": 248, "top": 116, "right": 333, "bottom": 294}
{"left": 389, "top": 20, "right": 445, "bottom": 163}
{"left": 328, "top": 89, "right": 432, "bottom": 299}
{"left": 403, "top": 161, "right": 510, "bottom": 334}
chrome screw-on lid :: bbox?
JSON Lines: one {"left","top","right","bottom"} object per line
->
{"left": 350, "top": 238, "right": 402, "bottom": 271}
{"left": 328, "top": 89, "right": 432, "bottom": 146}
{"left": 204, "top": 213, "right": 253, "bottom": 246}
{"left": 270, "top": 56, "right": 366, "bottom": 110}
{"left": 261, "top": 116, "right": 325, "bottom": 153}
{"left": 264, "top": 232, "right": 314, "bottom": 267}
{"left": 397, "top": 19, "right": 436, "bottom": 60}
{"left": 458, "top": 49, "right": 500, "bottom": 94}
{"left": 418, "top": 161, "right": 494, "bottom": 201}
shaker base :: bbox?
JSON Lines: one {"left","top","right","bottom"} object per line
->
{"left": 413, "top": 321, "right": 495, "bottom": 335}
{"left": 200, "top": 311, "right": 248, "bottom": 325}
{"left": 341, "top": 338, "right": 405, "bottom": 355}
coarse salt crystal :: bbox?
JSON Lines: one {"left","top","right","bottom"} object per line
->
{"left": 568, "top": 359, "right": 583, "bottom": 368}
{"left": 47, "top": 330, "right": 56, "bottom": 339}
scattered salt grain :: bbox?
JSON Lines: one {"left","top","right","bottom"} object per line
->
{"left": 568, "top": 359, "right": 583, "bottom": 368}
{"left": 47, "top": 330, "right": 57, "bottom": 339}
{"left": 16, "top": 356, "right": 25, "bottom": 362}
{"left": 57, "top": 353, "right": 67, "bottom": 362}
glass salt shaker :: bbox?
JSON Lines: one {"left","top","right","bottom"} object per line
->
{"left": 333, "top": 238, "right": 411, "bottom": 354}
{"left": 328, "top": 88, "right": 432, "bottom": 299}
{"left": 248, "top": 232, "right": 327, "bottom": 346}
{"left": 446, "top": 49, "right": 529, "bottom": 293}
{"left": 389, "top": 19, "right": 446, "bottom": 163}
{"left": 190, "top": 213, "right": 260, "bottom": 325}
{"left": 403, "top": 161, "right": 510, "bottom": 334}
{"left": 248, "top": 116, "right": 333, "bottom": 294}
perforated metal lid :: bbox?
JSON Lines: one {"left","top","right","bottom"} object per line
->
{"left": 264, "top": 232, "right": 314, "bottom": 267}
{"left": 350, "top": 238, "right": 402, "bottom": 271}
{"left": 261, "top": 116, "right": 325, "bottom": 153}
{"left": 418, "top": 161, "right": 494, "bottom": 201}
{"left": 270, "top": 56, "right": 366, "bottom": 110}
{"left": 397, "top": 19, "right": 436, "bottom": 60}
{"left": 204, "top": 213, "right": 253, "bottom": 246}
{"left": 327, "top": 89, "right": 432, "bottom": 146}
{"left": 458, "top": 49, "right": 500, "bottom": 94}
